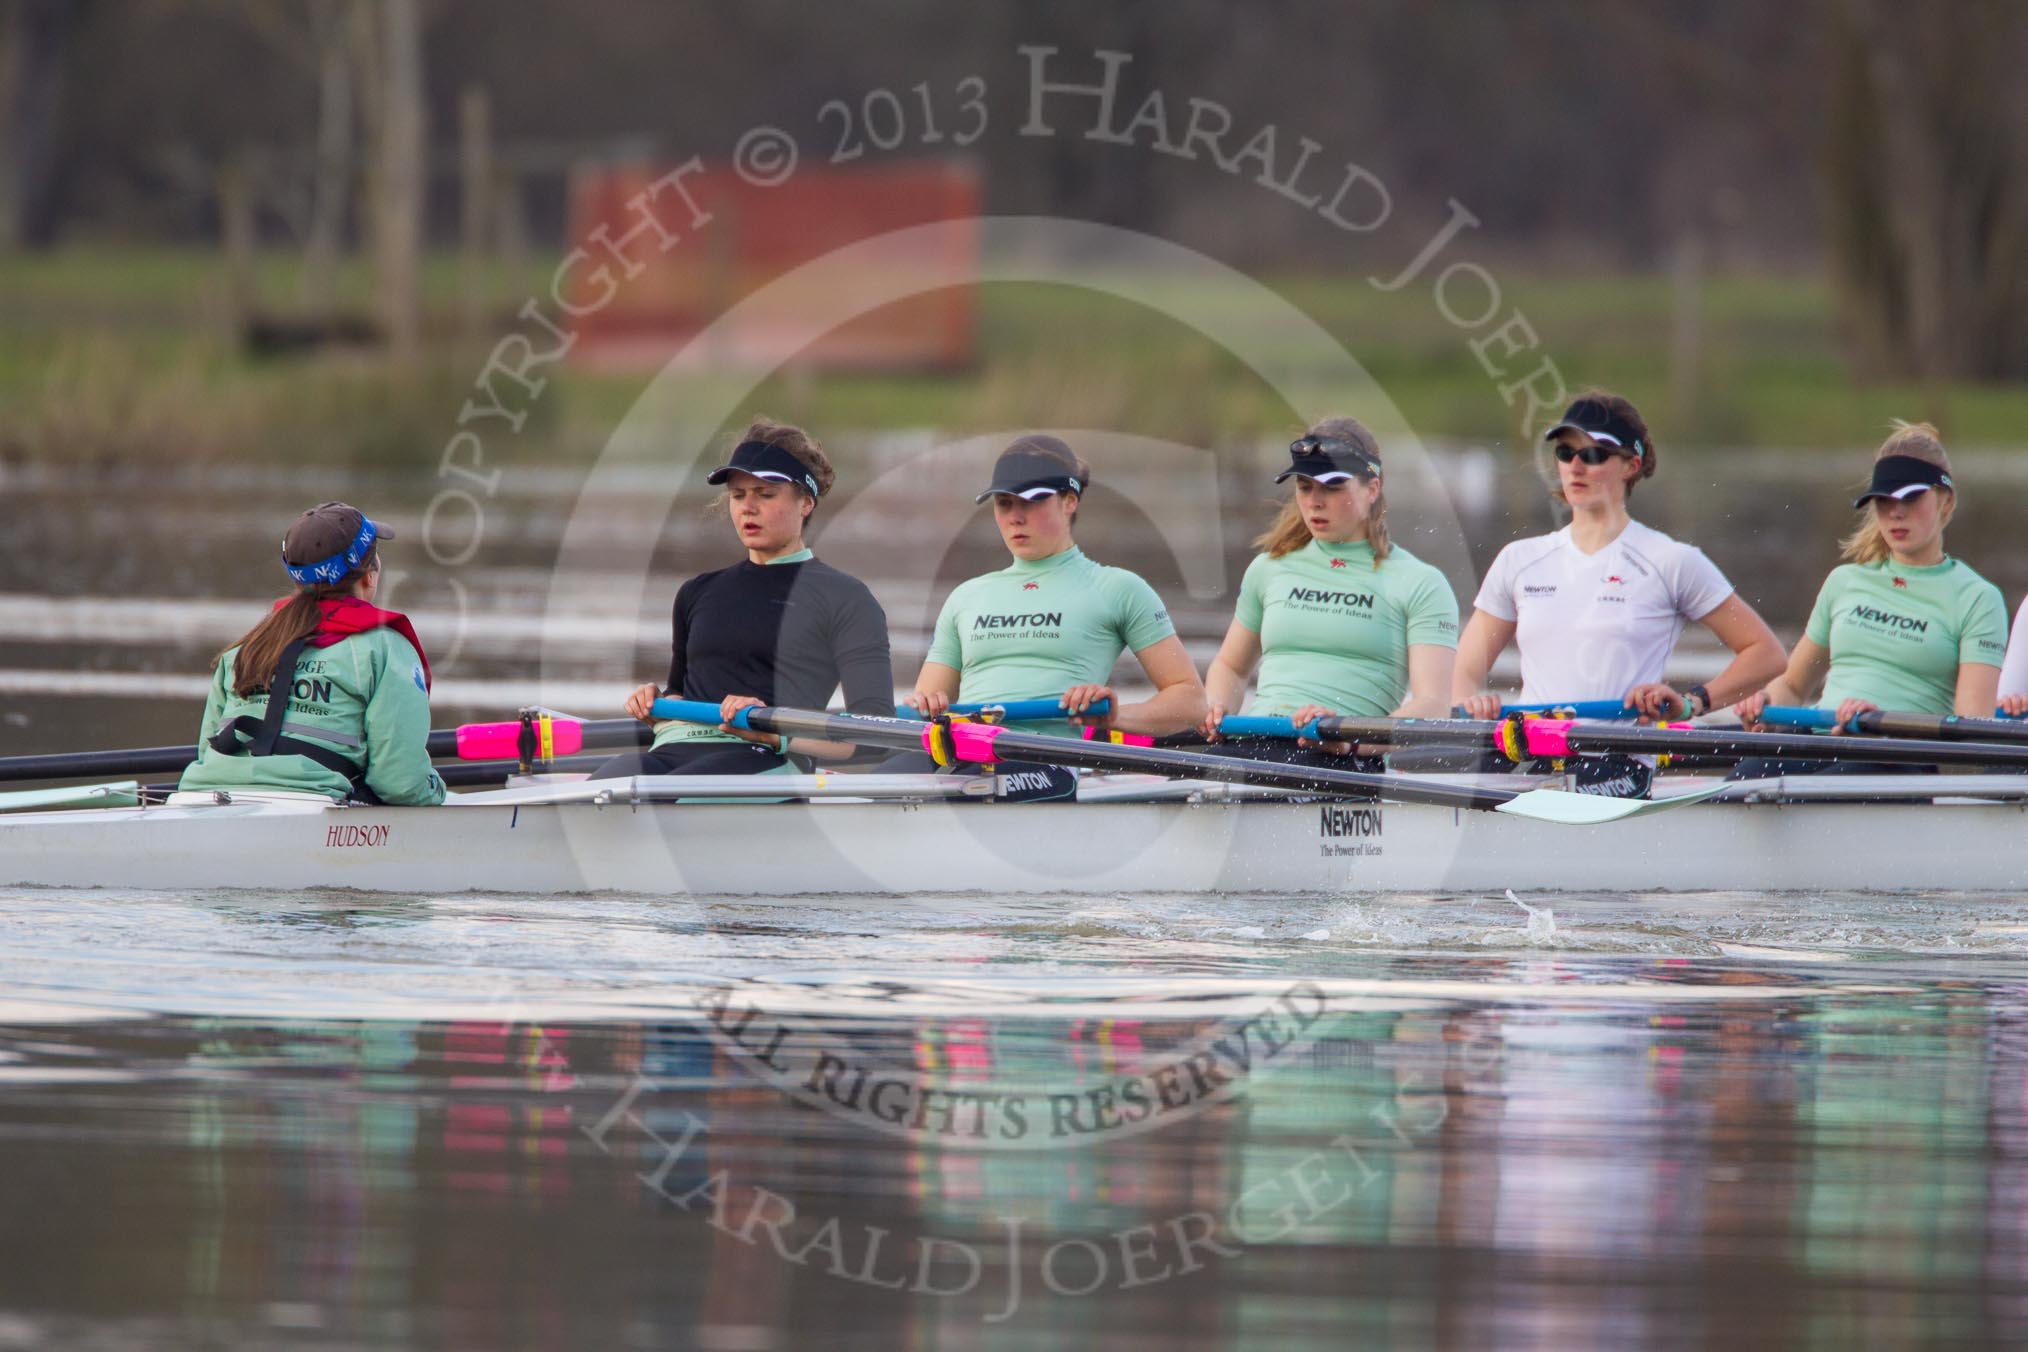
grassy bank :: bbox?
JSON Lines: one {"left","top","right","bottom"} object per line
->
{"left": 3, "top": 246, "right": 2025, "bottom": 470}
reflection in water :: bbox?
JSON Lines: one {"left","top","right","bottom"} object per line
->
{"left": 6, "top": 967, "right": 2028, "bottom": 1347}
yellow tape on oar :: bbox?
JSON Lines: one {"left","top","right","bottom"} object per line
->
{"left": 923, "top": 714, "right": 991, "bottom": 769}
{"left": 1496, "top": 714, "right": 1530, "bottom": 765}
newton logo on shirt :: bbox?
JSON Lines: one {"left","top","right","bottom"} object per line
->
{"left": 1287, "top": 587, "right": 1374, "bottom": 608}
{"left": 975, "top": 612, "right": 1063, "bottom": 629}
{"left": 1851, "top": 605, "right": 1927, "bottom": 633}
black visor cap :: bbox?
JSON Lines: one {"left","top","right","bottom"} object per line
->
{"left": 706, "top": 440, "right": 820, "bottom": 496}
{"left": 974, "top": 447, "right": 1083, "bottom": 504}
{"left": 1275, "top": 435, "right": 1381, "bottom": 484}
{"left": 1853, "top": 453, "right": 1953, "bottom": 507}
{"left": 1544, "top": 398, "right": 1645, "bottom": 460}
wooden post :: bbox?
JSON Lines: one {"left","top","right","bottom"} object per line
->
{"left": 458, "top": 86, "right": 492, "bottom": 339}
{"left": 301, "top": 0, "right": 352, "bottom": 316}
{"left": 494, "top": 165, "right": 528, "bottom": 292}
{"left": 217, "top": 154, "right": 257, "bottom": 344}
{"left": 1668, "top": 229, "right": 1704, "bottom": 431}
{"left": 372, "top": 0, "right": 424, "bottom": 358}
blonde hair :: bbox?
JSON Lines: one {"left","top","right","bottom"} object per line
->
{"left": 1839, "top": 420, "right": 1955, "bottom": 564}
{"left": 711, "top": 415, "right": 835, "bottom": 518}
{"left": 1254, "top": 417, "right": 1391, "bottom": 563}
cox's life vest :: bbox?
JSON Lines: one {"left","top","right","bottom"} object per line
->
{"left": 206, "top": 598, "right": 431, "bottom": 801}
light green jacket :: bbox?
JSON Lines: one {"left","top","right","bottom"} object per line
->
{"left": 179, "top": 628, "right": 447, "bottom": 804}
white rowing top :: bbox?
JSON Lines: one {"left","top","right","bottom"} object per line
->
{"left": 1999, "top": 596, "right": 2028, "bottom": 698}
{"left": 1473, "top": 520, "right": 1735, "bottom": 703}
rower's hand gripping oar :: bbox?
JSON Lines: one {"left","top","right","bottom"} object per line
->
{"left": 1455, "top": 713, "right": 2028, "bottom": 770}
{"left": 894, "top": 697, "right": 1111, "bottom": 723}
{"left": 1490, "top": 700, "right": 1640, "bottom": 720}
{"left": 649, "top": 699, "right": 1692, "bottom": 823}
{"left": 452, "top": 697, "right": 1113, "bottom": 767}
{"left": 1219, "top": 700, "right": 1635, "bottom": 742}
{"left": 0, "top": 699, "right": 1110, "bottom": 789}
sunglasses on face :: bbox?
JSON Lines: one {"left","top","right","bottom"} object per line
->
{"left": 1554, "top": 442, "right": 1629, "bottom": 466}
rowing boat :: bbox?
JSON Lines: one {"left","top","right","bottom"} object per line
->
{"left": 5, "top": 771, "right": 2027, "bottom": 897}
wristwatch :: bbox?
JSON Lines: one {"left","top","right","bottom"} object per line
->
{"left": 1684, "top": 684, "right": 1712, "bottom": 717}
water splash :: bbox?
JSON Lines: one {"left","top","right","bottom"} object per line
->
{"left": 1507, "top": 889, "right": 1558, "bottom": 946}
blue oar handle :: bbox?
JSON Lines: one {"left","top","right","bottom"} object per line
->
{"left": 1223, "top": 701, "right": 1639, "bottom": 741}
{"left": 894, "top": 697, "right": 1110, "bottom": 722}
{"left": 1758, "top": 704, "right": 2028, "bottom": 732}
{"left": 652, "top": 696, "right": 1110, "bottom": 727}
{"left": 1756, "top": 705, "right": 1840, "bottom": 731}
{"left": 1494, "top": 700, "right": 1638, "bottom": 720}
{"left": 1217, "top": 714, "right": 1325, "bottom": 740}
{"left": 652, "top": 698, "right": 755, "bottom": 728}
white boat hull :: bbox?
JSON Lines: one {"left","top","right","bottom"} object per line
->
{"left": 5, "top": 776, "right": 2028, "bottom": 897}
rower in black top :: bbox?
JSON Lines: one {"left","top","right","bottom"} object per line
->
{"left": 594, "top": 418, "right": 893, "bottom": 778}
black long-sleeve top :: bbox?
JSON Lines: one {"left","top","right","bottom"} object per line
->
{"left": 664, "top": 557, "right": 893, "bottom": 719}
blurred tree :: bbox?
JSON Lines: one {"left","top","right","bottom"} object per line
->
{"left": 355, "top": 0, "right": 423, "bottom": 355}
{"left": 302, "top": 0, "right": 353, "bottom": 313}
{"left": 0, "top": 0, "right": 77, "bottom": 249}
{"left": 1825, "top": 0, "right": 2028, "bottom": 380}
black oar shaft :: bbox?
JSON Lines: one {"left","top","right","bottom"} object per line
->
{"left": 1531, "top": 722, "right": 2028, "bottom": 768}
{"left": 437, "top": 755, "right": 613, "bottom": 787}
{"left": 0, "top": 718, "right": 653, "bottom": 786}
{"left": 1305, "top": 712, "right": 2028, "bottom": 768}
{"left": 1311, "top": 716, "right": 1501, "bottom": 747}
{"left": 0, "top": 745, "right": 201, "bottom": 784}
{"left": 1856, "top": 711, "right": 2028, "bottom": 744}
{"left": 738, "top": 707, "right": 1521, "bottom": 810}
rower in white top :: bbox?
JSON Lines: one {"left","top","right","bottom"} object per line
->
{"left": 1453, "top": 391, "right": 1786, "bottom": 727}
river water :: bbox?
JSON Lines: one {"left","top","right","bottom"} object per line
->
{"left": 4, "top": 890, "right": 2028, "bottom": 1346}
{"left": 8, "top": 457, "right": 2028, "bottom": 1346}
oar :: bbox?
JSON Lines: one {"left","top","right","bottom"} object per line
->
{"left": 1756, "top": 705, "right": 2028, "bottom": 742}
{"left": 894, "top": 697, "right": 1110, "bottom": 722}
{"left": 1220, "top": 701, "right": 1634, "bottom": 741}
{"left": 0, "top": 780, "right": 142, "bottom": 813}
{"left": 0, "top": 713, "right": 653, "bottom": 785}
{"left": 1496, "top": 700, "right": 1639, "bottom": 720}
{"left": 1218, "top": 713, "right": 1497, "bottom": 744}
{"left": 1390, "top": 713, "right": 2028, "bottom": 771}
{"left": 0, "top": 744, "right": 212, "bottom": 785}
{"left": 0, "top": 693, "right": 1116, "bottom": 789}
{"left": 649, "top": 698, "right": 1691, "bottom": 823}
{"left": 1224, "top": 706, "right": 2028, "bottom": 770}
{"left": 438, "top": 755, "right": 613, "bottom": 787}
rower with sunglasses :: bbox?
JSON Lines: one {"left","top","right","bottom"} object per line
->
{"left": 1453, "top": 393, "right": 1784, "bottom": 789}
{"left": 1199, "top": 418, "right": 1458, "bottom": 765}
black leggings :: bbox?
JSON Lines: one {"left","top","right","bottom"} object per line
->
{"left": 588, "top": 740, "right": 791, "bottom": 779}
